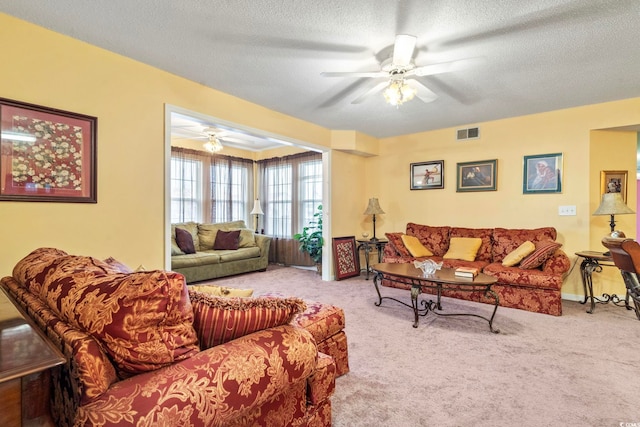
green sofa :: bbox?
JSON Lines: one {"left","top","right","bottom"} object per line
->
{"left": 171, "top": 220, "right": 271, "bottom": 283}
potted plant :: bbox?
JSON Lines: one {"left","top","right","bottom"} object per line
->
{"left": 293, "top": 204, "right": 324, "bottom": 273}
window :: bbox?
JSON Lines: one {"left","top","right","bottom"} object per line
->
{"left": 171, "top": 147, "right": 253, "bottom": 224}
{"left": 258, "top": 151, "right": 322, "bottom": 238}
{"left": 170, "top": 156, "right": 202, "bottom": 223}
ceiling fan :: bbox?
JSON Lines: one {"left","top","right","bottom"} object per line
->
{"left": 322, "top": 34, "right": 469, "bottom": 106}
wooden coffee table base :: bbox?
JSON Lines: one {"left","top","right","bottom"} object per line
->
{"left": 372, "top": 265, "right": 500, "bottom": 333}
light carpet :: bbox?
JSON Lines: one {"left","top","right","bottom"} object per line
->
{"left": 206, "top": 264, "right": 640, "bottom": 427}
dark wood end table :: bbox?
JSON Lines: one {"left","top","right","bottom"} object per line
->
{"left": 575, "top": 251, "right": 632, "bottom": 314}
{"left": 357, "top": 239, "right": 388, "bottom": 280}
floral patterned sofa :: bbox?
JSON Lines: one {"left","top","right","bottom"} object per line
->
{"left": 1, "top": 248, "right": 338, "bottom": 427}
{"left": 382, "top": 223, "right": 571, "bottom": 315}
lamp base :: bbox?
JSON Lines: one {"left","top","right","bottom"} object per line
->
{"left": 369, "top": 237, "right": 380, "bottom": 242}
{"left": 610, "top": 230, "right": 626, "bottom": 238}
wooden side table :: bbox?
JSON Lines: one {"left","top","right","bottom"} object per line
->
{"left": 0, "top": 287, "right": 65, "bottom": 427}
{"left": 357, "top": 239, "right": 388, "bottom": 280}
{"left": 575, "top": 251, "right": 631, "bottom": 314}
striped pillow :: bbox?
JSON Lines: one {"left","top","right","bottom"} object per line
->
{"left": 519, "top": 241, "right": 562, "bottom": 269}
{"left": 188, "top": 292, "right": 307, "bottom": 349}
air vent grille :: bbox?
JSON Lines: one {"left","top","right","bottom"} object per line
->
{"left": 456, "top": 127, "right": 480, "bottom": 140}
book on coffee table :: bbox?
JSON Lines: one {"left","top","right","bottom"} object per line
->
{"left": 454, "top": 267, "right": 479, "bottom": 278}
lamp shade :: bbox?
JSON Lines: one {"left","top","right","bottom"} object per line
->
{"left": 593, "top": 193, "right": 635, "bottom": 216}
{"left": 363, "top": 198, "right": 385, "bottom": 215}
{"left": 250, "top": 199, "right": 264, "bottom": 215}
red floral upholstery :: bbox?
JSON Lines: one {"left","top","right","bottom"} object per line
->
{"left": 2, "top": 248, "right": 336, "bottom": 427}
{"left": 382, "top": 223, "right": 570, "bottom": 315}
{"left": 292, "top": 301, "right": 350, "bottom": 376}
{"left": 406, "top": 223, "right": 451, "bottom": 256}
{"left": 385, "top": 232, "right": 412, "bottom": 257}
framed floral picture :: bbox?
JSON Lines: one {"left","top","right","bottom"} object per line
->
{"left": 410, "top": 160, "right": 444, "bottom": 190}
{"left": 523, "top": 153, "right": 562, "bottom": 194}
{"left": 332, "top": 236, "right": 360, "bottom": 280}
{"left": 0, "top": 97, "right": 97, "bottom": 203}
{"left": 456, "top": 159, "right": 497, "bottom": 192}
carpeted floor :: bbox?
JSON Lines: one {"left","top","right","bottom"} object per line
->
{"left": 206, "top": 264, "right": 640, "bottom": 427}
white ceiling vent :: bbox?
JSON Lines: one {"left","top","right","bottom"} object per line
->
{"left": 456, "top": 127, "right": 480, "bottom": 141}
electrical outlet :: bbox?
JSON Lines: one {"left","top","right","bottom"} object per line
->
{"left": 558, "top": 205, "right": 577, "bottom": 216}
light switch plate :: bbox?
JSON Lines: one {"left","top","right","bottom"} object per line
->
{"left": 558, "top": 205, "right": 577, "bottom": 216}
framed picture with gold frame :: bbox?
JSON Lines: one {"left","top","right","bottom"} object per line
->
{"left": 600, "top": 170, "right": 628, "bottom": 202}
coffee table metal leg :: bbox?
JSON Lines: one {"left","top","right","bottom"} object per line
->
{"left": 411, "top": 285, "right": 421, "bottom": 328}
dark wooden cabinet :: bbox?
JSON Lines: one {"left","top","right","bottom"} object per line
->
{"left": 0, "top": 287, "right": 65, "bottom": 426}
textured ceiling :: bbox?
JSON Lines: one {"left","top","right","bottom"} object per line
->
{"left": 2, "top": 0, "right": 640, "bottom": 140}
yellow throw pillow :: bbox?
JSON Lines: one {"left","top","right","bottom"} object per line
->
{"left": 502, "top": 241, "right": 536, "bottom": 267}
{"left": 401, "top": 234, "right": 434, "bottom": 257}
{"left": 190, "top": 285, "right": 254, "bottom": 297}
{"left": 443, "top": 237, "right": 483, "bottom": 261}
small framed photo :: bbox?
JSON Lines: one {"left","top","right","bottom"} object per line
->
{"left": 0, "top": 97, "right": 97, "bottom": 203}
{"left": 456, "top": 159, "right": 497, "bottom": 192}
{"left": 523, "top": 153, "right": 562, "bottom": 194}
{"left": 601, "top": 170, "right": 628, "bottom": 202}
{"left": 332, "top": 236, "right": 360, "bottom": 280}
{"left": 410, "top": 160, "right": 444, "bottom": 190}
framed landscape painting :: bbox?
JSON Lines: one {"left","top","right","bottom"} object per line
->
{"left": 410, "top": 160, "right": 444, "bottom": 190}
{"left": 523, "top": 153, "right": 562, "bottom": 194}
{"left": 0, "top": 97, "right": 97, "bottom": 203}
{"left": 456, "top": 159, "right": 497, "bottom": 192}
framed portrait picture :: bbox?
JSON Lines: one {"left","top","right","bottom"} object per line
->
{"left": 523, "top": 153, "right": 562, "bottom": 194}
{"left": 0, "top": 97, "right": 97, "bottom": 203}
{"left": 332, "top": 236, "right": 360, "bottom": 280}
{"left": 456, "top": 159, "right": 497, "bottom": 192}
{"left": 600, "top": 170, "right": 628, "bottom": 202}
{"left": 410, "top": 160, "right": 444, "bottom": 190}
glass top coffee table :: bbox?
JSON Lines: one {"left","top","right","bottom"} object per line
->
{"left": 371, "top": 263, "right": 500, "bottom": 333}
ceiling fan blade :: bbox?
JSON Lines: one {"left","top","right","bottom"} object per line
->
{"left": 351, "top": 81, "right": 389, "bottom": 104}
{"left": 321, "top": 71, "right": 387, "bottom": 78}
{"left": 406, "top": 80, "right": 438, "bottom": 103}
{"left": 392, "top": 34, "right": 417, "bottom": 67}
{"left": 411, "top": 57, "right": 483, "bottom": 77}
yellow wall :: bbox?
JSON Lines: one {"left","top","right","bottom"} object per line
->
{"left": 373, "top": 101, "right": 639, "bottom": 298}
{"left": 0, "top": 13, "right": 336, "bottom": 274}
{"left": 1, "top": 13, "right": 639, "bottom": 299}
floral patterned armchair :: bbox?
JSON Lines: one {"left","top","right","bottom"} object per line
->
{"left": 1, "top": 248, "right": 335, "bottom": 426}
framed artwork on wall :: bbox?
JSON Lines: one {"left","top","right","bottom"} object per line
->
{"left": 600, "top": 170, "right": 628, "bottom": 202}
{"left": 332, "top": 236, "right": 360, "bottom": 280}
{"left": 410, "top": 160, "right": 444, "bottom": 190}
{"left": 456, "top": 159, "right": 497, "bottom": 192}
{"left": 522, "top": 153, "right": 562, "bottom": 194}
{"left": 0, "top": 97, "right": 97, "bottom": 203}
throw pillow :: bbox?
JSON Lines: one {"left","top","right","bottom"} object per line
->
{"left": 501, "top": 241, "right": 536, "bottom": 267}
{"left": 385, "top": 232, "right": 412, "bottom": 258}
{"left": 519, "top": 241, "right": 562, "bottom": 269}
{"left": 190, "top": 285, "right": 254, "bottom": 297}
{"left": 213, "top": 229, "right": 241, "bottom": 250}
{"left": 400, "top": 234, "right": 434, "bottom": 257}
{"left": 175, "top": 227, "right": 196, "bottom": 254}
{"left": 234, "top": 228, "right": 258, "bottom": 248}
{"left": 443, "top": 237, "right": 483, "bottom": 261}
{"left": 40, "top": 257, "right": 199, "bottom": 378}
{"left": 188, "top": 293, "right": 307, "bottom": 349}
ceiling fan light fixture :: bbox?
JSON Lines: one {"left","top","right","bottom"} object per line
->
{"left": 383, "top": 78, "right": 417, "bottom": 107}
{"left": 203, "top": 133, "right": 223, "bottom": 153}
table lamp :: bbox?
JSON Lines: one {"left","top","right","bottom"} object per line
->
{"left": 593, "top": 193, "right": 635, "bottom": 254}
{"left": 250, "top": 199, "right": 264, "bottom": 233}
{"left": 363, "top": 198, "right": 385, "bottom": 242}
